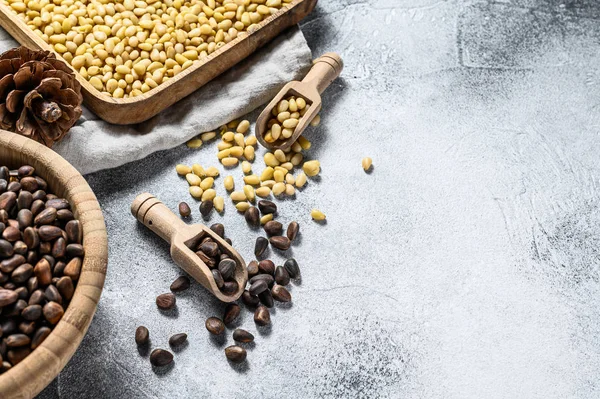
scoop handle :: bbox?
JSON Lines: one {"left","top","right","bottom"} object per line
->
{"left": 301, "top": 52, "right": 343, "bottom": 94}
{"left": 131, "top": 193, "right": 185, "bottom": 243}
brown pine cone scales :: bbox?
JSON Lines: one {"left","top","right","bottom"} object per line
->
{"left": 0, "top": 46, "right": 82, "bottom": 147}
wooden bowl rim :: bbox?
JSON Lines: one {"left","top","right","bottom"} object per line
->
{"left": 0, "top": 131, "right": 108, "bottom": 399}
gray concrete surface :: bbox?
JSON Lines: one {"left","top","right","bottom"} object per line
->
{"left": 37, "top": 0, "right": 600, "bottom": 397}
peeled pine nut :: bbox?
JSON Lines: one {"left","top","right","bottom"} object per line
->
{"left": 245, "top": 136, "right": 257, "bottom": 146}
{"left": 261, "top": 180, "right": 276, "bottom": 188}
{"left": 243, "top": 185, "right": 255, "bottom": 202}
{"left": 290, "top": 153, "right": 303, "bottom": 166}
{"left": 255, "top": 186, "right": 271, "bottom": 197}
{"left": 244, "top": 175, "right": 260, "bottom": 186}
{"left": 244, "top": 146, "right": 255, "bottom": 161}
{"left": 213, "top": 196, "right": 224, "bottom": 212}
{"left": 230, "top": 191, "right": 246, "bottom": 201}
{"left": 176, "top": 164, "right": 191, "bottom": 175}
{"left": 189, "top": 186, "right": 203, "bottom": 199}
{"left": 264, "top": 153, "right": 279, "bottom": 167}
{"left": 223, "top": 132, "right": 235, "bottom": 142}
{"left": 260, "top": 167, "right": 274, "bottom": 181}
{"left": 203, "top": 167, "right": 219, "bottom": 177}
{"left": 274, "top": 169, "right": 286, "bottom": 183}
{"left": 295, "top": 172, "right": 307, "bottom": 188}
{"left": 285, "top": 184, "right": 295, "bottom": 196}
{"left": 260, "top": 214, "right": 273, "bottom": 225}
{"left": 224, "top": 175, "right": 234, "bottom": 191}
{"left": 186, "top": 138, "right": 203, "bottom": 148}
{"left": 297, "top": 136, "right": 311, "bottom": 150}
{"left": 272, "top": 182, "right": 285, "bottom": 196}
{"left": 274, "top": 150, "right": 286, "bottom": 163}
{"left": 302, "top": 160, "right": 320, "bottom": 177}
{"left": 229, "top": 147, "right": 244, "bottom": 157}
{"left": 201, "top": 132, "right": 216, "bottom": 141}
{"left": 242, "top": 161, "right": 252, "bottom": 174}
{"left": 186, "top": 173, "right": 201, "bottom": 186}
{"left": 236, "top": 120, "right": 250, "bottom": 134}
{"left": 192, "top": 164, "right": 205, "bottom": 177}
{"left": 310, "top": 115, "right": 321, "bottom": 127}
{"left": 234, "top": 133, "right": 245, "bottom": 147}
{"left": 222, "top": 157, "right": 239, "bottom": 167}
{"left": 200, "top": 177, "right": 214, "bottom": 190}
{"left": 285, "top": 174, "right": 295, "bottom": 185}
{"left": 311, "top": 209, "right": 326, "bottom": 220}
{"left": 235, "top": 202, "right": 250, "bottom": 212}
{"left": 362, "top": 157, "right": 373, "bottom": 171}
{"left": 201, "top": 189, "right": 216, "bottom": 201}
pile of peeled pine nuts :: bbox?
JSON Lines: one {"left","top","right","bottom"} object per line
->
{"left": 2, "top": 0, "right": 292, "bottom": 98}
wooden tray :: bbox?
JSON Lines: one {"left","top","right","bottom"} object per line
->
{"left": 0, "top": 0, "right": 317, "bottom": 125}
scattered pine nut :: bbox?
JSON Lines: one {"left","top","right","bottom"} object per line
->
{"left": 189, "top": 186, "right": 203, "bottom": 199}
{"left": 201, "top": 189, "right": 216, "bottom": 201}
{"left": 235, "top": 202, "right": 250, "bottom": 212}
{"left": 186, "top": 138, "right": 203, "bottom": 148}
{"left": 295, "top": 172, "right": 307, "bottom": 188}
{"left": 224, "top": 176, "right": 234, "bottom": 191}
{"left": 213, "top": 196, "right": 224, "bottom": 212}
{"left": 260, "top": 214, "right": 273, "bottom": 225}
{"left": 242, "top": 161, "right": 252, "bottom": 174}
{"left": 302, "top": 160, "right": 320, "bottom": 177}
{"left": 186, "top": 173, "right": 201, "bottom": 186}
{"left": 362, "top": 157, "right": 373, "bottom": 171}
{"left": 310, "top": 115, "right": 321, "bottom": 127}
{"left": 311, "top": 209, "right": 326, "bottom": 220}
{"left": 176, "top": 164, "right": 191, "bottom": 175}
{"left": 255, "top": 187, "right": 271, "bottom": 198}
{"left": 230, "top": 191, "right": 246, "bottom": 202}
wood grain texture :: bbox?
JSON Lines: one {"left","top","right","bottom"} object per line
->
{"left": 0, "top": 0, "right": 317, "bottom": 124}
{"left": 256, "top": 52, "right": 343, "bottom": 150}
{"left": 0, "top": 131, "right": 108, "bottom": 399}
{"left": 131, "top": 193, "right": 247, "bottom": 302}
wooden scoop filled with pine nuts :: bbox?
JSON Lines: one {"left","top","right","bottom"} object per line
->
{"left": 256, "top": 53, "right": 343, "bottom": 151}
{"left": 131, "top": 193, "right": 248, "bottom": 302}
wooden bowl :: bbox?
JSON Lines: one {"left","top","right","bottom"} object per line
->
{"left": 0, "top": 131, "right": 108, "bottom": 398}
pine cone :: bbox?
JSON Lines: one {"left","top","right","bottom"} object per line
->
{"left": 0, "top": 47, "right": 82, "bottom": 148}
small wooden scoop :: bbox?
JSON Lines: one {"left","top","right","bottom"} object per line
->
{"left": 131, "top": 193, "right": 247, "bottom": 302}
{"left": 256, "top": 52, "right": 343, "bottom": 151}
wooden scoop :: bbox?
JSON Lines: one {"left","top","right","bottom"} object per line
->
{"left": 256, "top": 52, "right": 343, "bottom": 151}
{"left": 131, "top": 193, "right": 247, "bottom": 302}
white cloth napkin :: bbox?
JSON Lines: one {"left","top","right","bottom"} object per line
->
{"left": 0, "top": 26, "right": 312, "bottom": 174}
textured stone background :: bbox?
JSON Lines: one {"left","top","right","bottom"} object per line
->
{"left": 34, "top": 0, "right": 600, "bottom": 397}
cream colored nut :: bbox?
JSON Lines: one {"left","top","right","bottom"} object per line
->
{"left": 291, "top": 142, "right": 303, "bottom": 153}
{"left": 285, "top": 184, "right": 295, "bottom": 196}
{"left": 244, "top": 145, "right": 255, "bottom": 161}
{"left": 243, "top": 174, "right": 260, "bottom": 185}
{"left": 272, "top": 182, "right": 285, "bottom": 196}
{"left": 310, "top": 114, "right": 321, "bottom": 127}
{"left": 264, "top": 153, "right": 279, "bottom": 167}
{"left": 218, "top": 149, "right": 231, "bottom": 160}
{"left": 186, "top": 173, "right": 201, "bottom": 186}
{"left": 271, "top": 124, "right": 281, "bottom": 140}
{"left": 297, "top": 136, "right": 311, "bottom": 150}
{"left": 230, "top": 191, "right": 246, "bottom": 201}
{"left": 234, "top": 133, "right": 245, "bottom": 147}
{"left": 217, "top": 141, "right": 233, "bottom": 150}
{"left": 176, "top": 164, "right": 192, "bottom": 175}
{"left": 260, "top": 213, "right": 273, "bottom": 225}
{"left": 295, "top": 172, "right": 307, "bottom": 188}
{"left": 189, "top": 186, "right": 203, "bottom": 199}
{"left": 235, "top": 202, "right": 250, "bottom": 212}
{"left": 186, "top": 138, "right": 203, "bottom": 148}
{"left": 277, "top": 99, "right": 288, "bottom": 113}
{"left": 229, "top": 146, "right": 244, "bottom": 158}
{"left": 291, "top": 153, "right": 303, "bottom": 166}
{"left": 362, "top": 157, "right": 373, "bottom": 171}
{"left": 255, "top": 186, "right": 271, "bottom": 198}
{"left": 242, "top": 161, "right": 252, "bottom": 174}
{"left": 303, "top": 160, "right": 320, "bottom": 177}
{"left": 205, "top": 166, "right": 220, "bottom": 177}
{"left": 260, "top": 167, "right": 274, "bottom": 181}
{"left": 311, "top": 209, "right": 326, "bottom": 220}
{"left": 283, "top": 118, "right": 298, "bottom": 129}
{"left": 285, "top": 174, "right": 295, "bottom": 185}
{"left": 202, "top": 189, "right": 217, "bottom": 201}
{"left": 274, "top": 149, "right": 286, "bottom": 163}
{"left": 281, "top": 128, "right": 294, "bottom": 139}
{"left": 243, "top": 185, "right": 255, "bottom": 202}
{"left": 245, "top": 136, "right": 257, "bottom": 146}
{"left": 261, "top": 180, "right": 276, "bottom": 188}
{"left": 224, "top": 175, "right": 234, "bottom": 191}
{"left": 213, "top": 196, "right": 224, "bottom": 212}
{"left": 236, "top": 120, "right": 250, "bottom": 134}
{"left": 273, "top": 169, "right": 285, "bottom": 183}
{"left": 281, "top": 162, "right": 293, "bottom": 171}
{"left": 192, "top": 164, "right": 206, "bottom": 177}
{"left": 277, "top": 111, "right": 290, "bottom": 123}
{"left": 201, "top": 132, "right": 216, "bottom": 141}
{"left": 200, "top": 177, "right": 214, "bottom": 190}
{"left": 296, "top": 97, "right": 307, "bottom": 109}
{"left": 222, "top": 131, "right": 235, "bottom": 142}
{"left": 288, "top": 98, "right": 298, "bottom": 112}
{"left": 222, "top": 157, "right": 239, "bottom": 167}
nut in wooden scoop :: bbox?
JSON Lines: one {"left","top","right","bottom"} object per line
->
{"left": 256, "top": 52, "right": 343, "bottom": 151}
{"left": 131, "top": 193, "right": 247, "bottom": 302}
